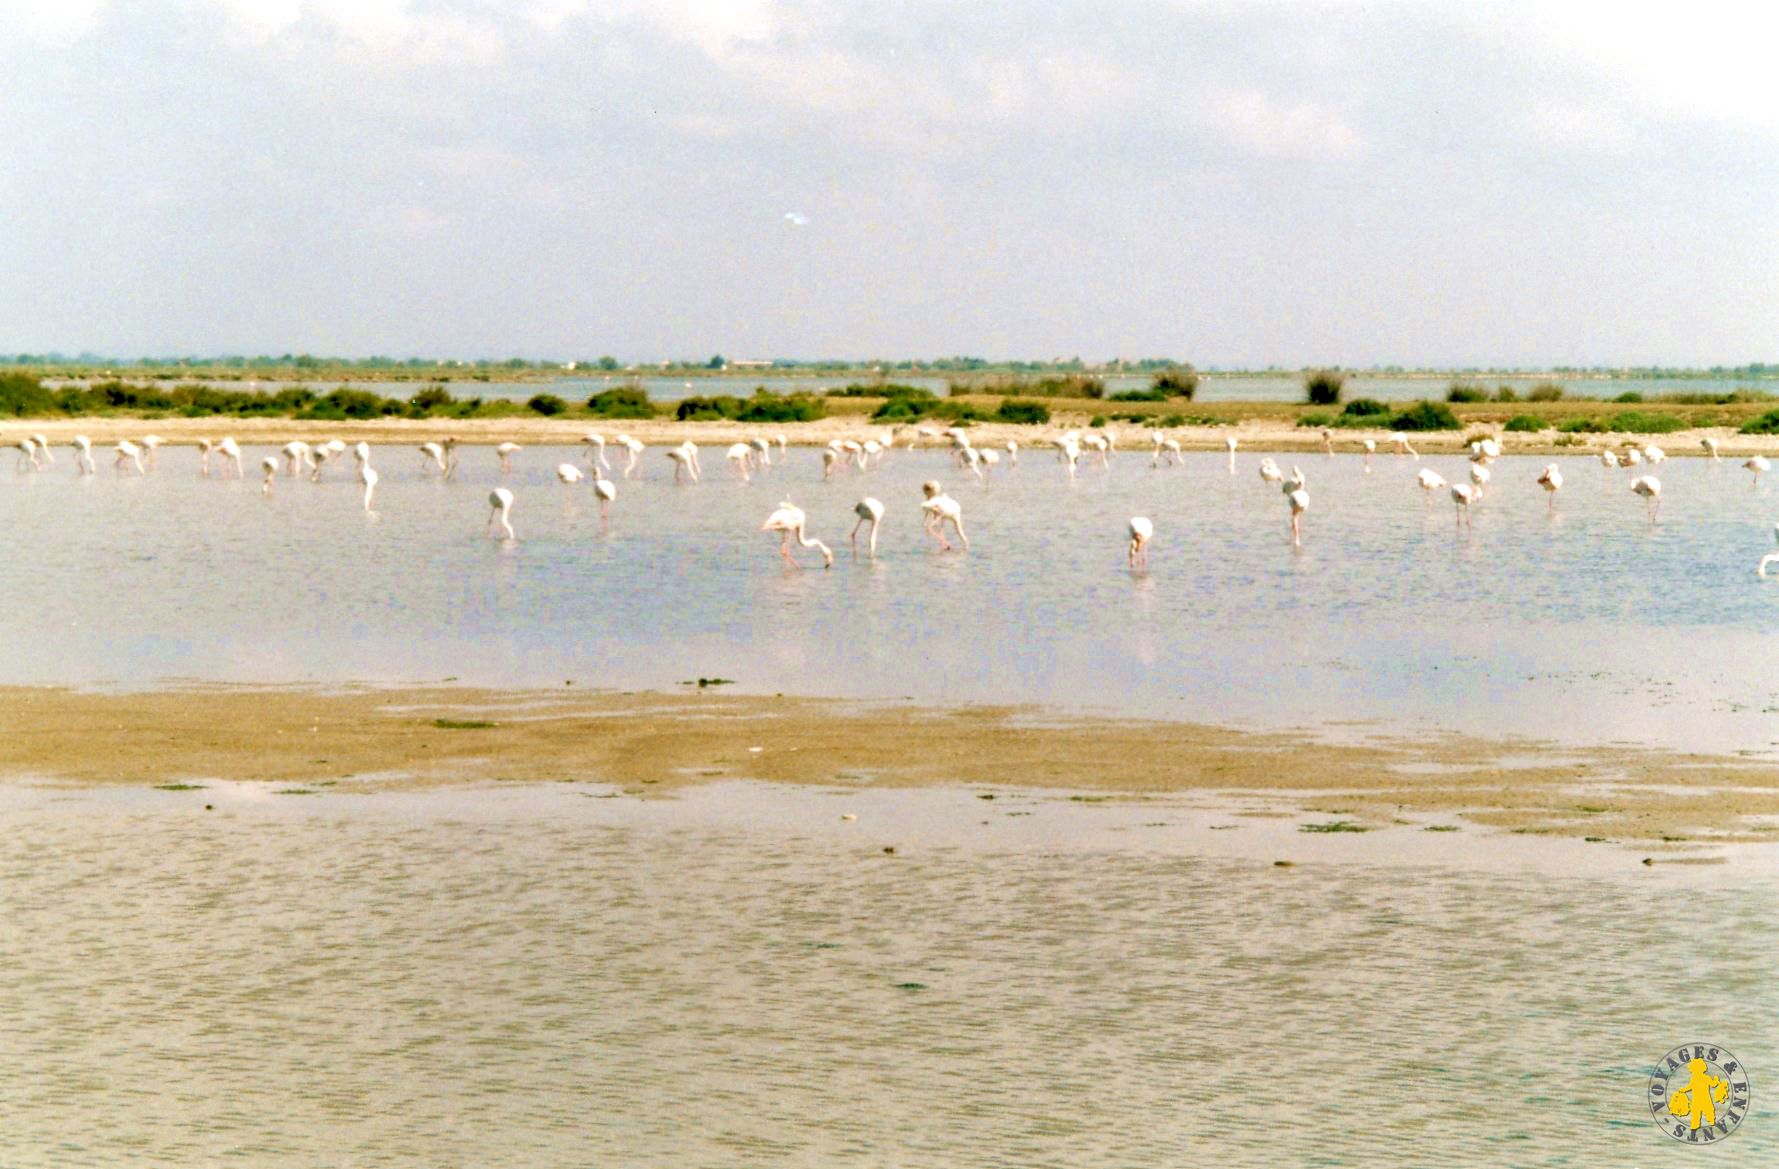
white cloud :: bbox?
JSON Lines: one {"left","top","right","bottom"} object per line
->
{"left": 1211, "top": 89, "right": 1363, "bottom": 159}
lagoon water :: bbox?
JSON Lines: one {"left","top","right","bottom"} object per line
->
{"left": 5, "top": 442, "right": 1779, "bottom": 753}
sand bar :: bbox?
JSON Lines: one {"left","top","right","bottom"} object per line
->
{"left": 5, "top": 684, "right": 1778, "bottom": 846}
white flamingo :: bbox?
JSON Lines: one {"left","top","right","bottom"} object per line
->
{"left": 592, "top": 471, "right": 616, "bottom": 523}
{"left": 616, "top": 435, "right": 643, "bottom": 478}
{"left": 359, "top": 463, "right": 380, "bottom": 511}
{"left": 726, "top": 443, "right": 754, "bottom": 481}
{"left": 582, "top": 432, "right": 610, "bottom": 470}
{"left": 1745, "top": 456, "right": 1769, "bottom": 487}
{"left": 1225, "top": 434, "right": 1238, "bottom": 473}
{"left": 261, "top": 456, "right": 278, "bottom": 494}
{"left": 1643, "top": 444, "right": 1666, "bottom": 466}
{"left": 216, "top": 438, "right": 243, "bottom": 478}
{"left": 921, "top": 480, "right": 968, "bottom": 550}
{"left": 496, "top": 442, "right": 521, "bottom": 473}
{"left": 1631, "top": 474, "right": 1661, "bottom": 522}
{"left": 1284, "top": 468, "right": 1309, "bottom": 547}
{"left": 113, "top": 440, "right": 143, "bottom": 475}
{"left": 1760, "top": 524, "right": 1779, "bottom": 578}
{"left": 1257, "top": 457, "right": 1283, "bottom": 485}
{"left": 419, "top": 442, "right": 448, "bottom": 475}
{"left": 761, "top": 501, "right": 833, "bottom": 568}
{"left": 1128, "top": 516, "right": 1154, "bottom": 567}
{"left": 1600, "top": 449, "right": 1619, "bottom": 470}
{"left": 487, "top": 487, "right": 516, "bottom": 538}
{"left": 556, "top": 463, "right": 584, "bottom": 485}
{"left": 1701, "top": 437, "right": 1721, "bottom": 462}
{"left": 71, "top": 435, "right": 95, "bottom": 475}
{"left": 1390, "top": 432, "right": 1418, "bottom": 459}
{"left": 1415, "top": 467, "right": 1447, "bottom": 504}
{"left": 1536, "top": 464, "right": 1563, "bottom": 513}
{"left": 821, "top": 448, "right": 841, "bottom": 479}
{"left": 1468, "top": 462, "right": 1491, "bottom": 499}
{"left": 851, "top": 497, "right": 884, "bottom": 557}
{"left": 139, "top": 435, "right": 162, "bottom": 470}
{"left": 29, "top": 433, "right": 53, "bottom": 467}
{"left": 1450, "top": 482, "right": 1477, "bottom": 531}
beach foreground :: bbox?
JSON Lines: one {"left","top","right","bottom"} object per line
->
{"left": 6, "top": 685, "right": 1779, "bottom": 847}
{"left": 2, "top": 777, "right": 1773, "bottom": 1167}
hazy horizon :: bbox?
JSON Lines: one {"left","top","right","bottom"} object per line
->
{"left": 4, "top": 1, "right": 1775, "bottom": 368}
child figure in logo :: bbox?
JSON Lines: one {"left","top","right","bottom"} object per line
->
{"left": 1669, "top": 1059, "right": 1731, "bottom": 1131}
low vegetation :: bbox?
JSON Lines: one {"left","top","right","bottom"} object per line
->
{"left": 1303, "top": 370, "right": 1345, "bottom": 406}
{"left": 674, "top": 391, "right": 826, "bottom": 423}
{"left": 1388, "top": 401, "right": 1462, "bottom": 430}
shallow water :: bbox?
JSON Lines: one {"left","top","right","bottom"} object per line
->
{"left": 0, "top": 780, "right": 1771, "bottom": 1167}
{"left": 5, "top": 443, "right": 1779, "bottom": 753}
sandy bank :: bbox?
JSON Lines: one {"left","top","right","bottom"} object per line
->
{"left": 3, "top": 684, "right": 1776, "bottom": 848}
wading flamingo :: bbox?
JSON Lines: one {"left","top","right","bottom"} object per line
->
{"left": 216, "top": 438, "right": 243, "bottom": 478}
{"left": 1362, "top": 438, "right": 1376, "bottom": 472}
{"left": 29, "top": 433, "right": 52, "bottom": 467}
{"left": 419, "top": 442, "right": 448, "bottom": 475}
{"left": 921, "top": 480, "right": 968, "bottom": 550}
{"left": 1702, "top": 437, "right": 1721, "bottom": 462}
{"left": 1746, "top": 456, "right": 1769, "bottom": 487}
{"left": 139, "top": 435, "right": 162, "bottom": 470}
{"left": 1415, "top": 467, "right": 1447, "bottom": 504}
{"left": 851, "top": 497, "right": 884, "bottom": 557}
{"left": 261, "top": 456, "right": 278, "bottom": 494}
{"left": 71, "top": 435, "right": 95, "bottom": 475}
{"left": 556, "top": 463, "right": 584, "bottom": 485}
{"left": 1390, "top": 432, "right": 1418, "bottom": 458}
{"left": 592, "top": 471, "right": 616, "bottom": 523}
{"left": 1128, "top": 516, "right": 1154, "bottom": 567}
{"left": 1631, "top": 474, "right": 1661, "bottom": 522}
{"left": 1760, "top": 524, "right": 1779, "bottom": 578}
{"left": 1468, "top": 462, "right": 1491, "bottom": 499}
{"left": 1226, "top": 434, "right": 1238, "bottom": 473}
{"left": 726, "top": 443, "right": 754, "bottom": 481}
{"left": 487, "top": 487, "right": 516, "bottom": 538}
{"left": 496, "top": 442, "right": 521, "bottom": 473}
{"left": 582, "top": 432, "right": 610, "bottom": 470}
{"left": 1450, "top": 482, "right": 1477, "bottom": 531}
{"left": 761, "top": 501, "right": 833, "bottom": 568}
{"left": 1537, "top": 464, "right": 1563, "bottom": 512}
{"left": 1284, "top": 469, "right": 1309, "bottom": 547}
{"left": 1257, "top": 457, "right": 1283, "bottom": 484}
{"left": 114, "top": 440, "right": 143, "bottom": 475}
{"left": 359, "top": 463, "right": 380, "bottom": 511}
{"left": 616, "top": 435, "right": 643, "bottom": 478}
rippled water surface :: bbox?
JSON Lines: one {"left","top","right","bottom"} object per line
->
{"left": 2, "top": 781, "right": 1773, "bottom": 1168}
{"left": 5, "top": 442, "right": 1779, "bottom": 751}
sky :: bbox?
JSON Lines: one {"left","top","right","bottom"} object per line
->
{"left": 1, "top": 0, "right": 1776, "bottom": 367}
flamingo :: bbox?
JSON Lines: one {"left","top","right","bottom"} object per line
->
{"left": 261, "top": 456, "right": 278, "bottom": 494}
{"left": 1643, "top": 444, "right": 1666, "bottom": 466}
{"left": 1745, "top": 456, "right": 1769, "bottom": 487}
{"left": 666, "top": 444, "right": 699, "bottom": 484}
{"left": 1390, "top": 432, "right": 1418, "bottom": 459}
{"left": 140, "top": 435, "right": 163, "bottom": 470}
{"left": 1006, "top": 440, "right": 1019, "bottom": 467}
{"left": 197, "top": 439, "right": 215, "bottom": 477}
{"left": 616, "top": 435, "right": 643, "bottom": 478}
{"left": 1600, "top": 449, "right": 1620, "bottom": 470}
{"left": 1468, "top": 462, "right": 1491, "bottom": 499}
{"left": 582, "top": 432, "right": 611, "bottom": 470}
{"left": 487, "top": 487, "right": 516, "bottom": 538}
{"left": 282, "top": 441, "right": 311, "bottom": 477}
{"left": 1362, "top": 438, "right": 1376, "bottom": 472}
{"left": 1536, "top": 464, "right": 1563, "bottom": 512}
{"left": 359, "top": 463, "right": 380, "bottom": 511}
{"left": 920, "top": 480, "right": 968, "bottom": 550}
{"left": 1225, "top": 434, "right": 1238, "bottom": 473}
{"left": 440, "top": 436, "right": 460, "bottom": 478}
{"left": 1056, "top": 435, "right": 1081, "bottom": 483}
{"left": 1450, "top": 482, "right": 1477, "bottom": 531}
{"left": 113, "top": 440, "right": 143, "bottom": 475}
{"left": 1623, "top": 447, "right": 1643, "bottom": 468}
{"left": 1257, "top": 457, "right": 1283, "bottom": 485}
{"left": 959, "top": 445, "right": 985, "bottom": 483}
{"left": 1082, "top": 433, "right": 1111, "bottom": 469}
{"left": 1416, "top": 467, "right": 1447, "bottom": 504}
{"left": 1702, "top": 437, "right": 1722, "bottom": 462}
{"left": 726, "top": 443, "right": 754, "bottom": 481}
{"left": 1284, "top": 469, "right": 1309, "bottom": 547}
{"left": 851, "top": 497, "right": 884, "bottom": 557}
{"left": 761, "top": 501, "right": 833, "bottom": 568}
{"left": 979, "top": 448, "right": 1001, "bottom": 475}
{"left": 821, "top": 448, "right": 840, "bottom": 479}
{"left": 12, "top": 437, "right": 38, "bottom": 471}
{"left": 556, "top": 463, "right": 585, "bottom": 485}
{"left": 216, "top": 438, "right": 243, "bottom": 478}
{"left": 751, "top": 437, "right": 773, "bottom": 468}
{"left": 1760, "top": 524, "right": 1779, "bottom": 578}
{"left": 1321, "top": 429, "right": 1334, "bottom": 457}
{"left": 1128, "top": 516, "right": 1154, "bottom": 567}
{"left": 310, "top": 445, "right": 335, "bottom": 481}
{"left": 496, "top": 442, "right": 521, "bottom": 473}
{"left": 29, "top": 433, "right": 53, "bottom": 467}
{"left": 592, "top": 471, "right": 616, "bottom": 523}
{"left": 419, "top": 442, "right": 448, "bottom": 475}
{"left": 1631, "top": 474, "right": 1661, "bottom": 522}
{"left": 71, "top": 435, "right": 95, "bottom": 475}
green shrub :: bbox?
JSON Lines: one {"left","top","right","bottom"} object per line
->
{"left": 1559, "top": 418, "right": 1605, "bottom": 433}
{"left": 675, "top": 394, "right": 743, "bottom": 421}
{"left": 949, "top": 374, "right": 1103, "bottom": 399}
{"left": 1151, "top": 369, "right": 1199, "bottom": 399}
{"left": 995, "top": 399, "right": 1051, "bottom": 425}
{"left": 1342, "top": 398, "right": 1389, "bottom": 417}
{"left": 1109, "top": 387, "right": 1170, "bottom": 402}
{"left": 1088, "top": 414, "right": 1108, "bottom": 427}
{"left": 1504, "top": 415, "right": 1545, "bottom": 432}
{"left": 1298, "top": 412, "right": 1333, "bottom": 428}
{"left": 587, "top": 386, "right": 654, "bottom": 418}
{"left": 1739, "top": 410, "right": 1779, "bottom": 435}
{"left": 1613, "top": 391, "right": 1644, "bottom": 403}
{"left": 735, "top": 391, "right": 825, "bottom": 423}
{"left": 1495, "top": 386, "right": 1519, "bottom": 403}
{"left": 527, "top": 393, "right": 568, "bottom": 416}
{"left": 1304, "top": 370, "right": 1345, "bottom": 406}
{"left": 1528, "top": 381, "right": 1565, "bottom": 401}
{"left": 1157, "top": 413, "right": 1187, "bottom": 427}
{"left": 831, "top": 382, "right": 929, "bottom": 398}
{"left": 1610, "top": 411, "right": 1686, "bottom": 434}
{"left": 870, "top": 387, "right": 943, "bottom": 421}
{"left": 1389, "top": 400, "right": 1461, "bottom": 431}
{"left": 1446, "top": 381, "right": 1488, "bottom": 403}
{"left": 0, "top": 372, "right": 55, "bottom": 415}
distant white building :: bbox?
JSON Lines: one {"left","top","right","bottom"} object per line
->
{"left": 730, "top": 359, "right": 774, "bottom": 369}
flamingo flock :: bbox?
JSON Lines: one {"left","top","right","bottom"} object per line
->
{"left": 9, "top": 424, "right": 1779, "bottom": 574}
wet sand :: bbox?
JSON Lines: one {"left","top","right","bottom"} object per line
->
{"left": 5, "top": 684, "right": 1779, "bottom": 847}
{"left": 6, "top": 412, "right": 1775, "bottom": 457}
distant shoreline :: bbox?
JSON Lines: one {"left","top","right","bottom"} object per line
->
{"left": 4, "top": 411, "right": 1776, "bottom": 456}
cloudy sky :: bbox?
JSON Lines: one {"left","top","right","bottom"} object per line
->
{"left": 2, "top": 1, "right": 1775, "bottom": 366}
